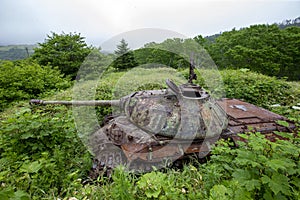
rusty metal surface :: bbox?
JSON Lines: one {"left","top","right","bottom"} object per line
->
{"left": 217, "top": 98, "right": 295, "bottom": 134}
{"left": 217, "top": 98, "right": 296, "bottom": 145}
{"left": 121, "top": 137, "right": 218, "bottom": 162}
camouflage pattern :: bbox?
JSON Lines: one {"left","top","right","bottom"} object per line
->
{"left": 119, "top": 84, "right": 228, "bottom": 139}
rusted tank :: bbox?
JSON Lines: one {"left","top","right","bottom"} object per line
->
{"left": 30, "top": 69, "right": 296, "bottom": 176}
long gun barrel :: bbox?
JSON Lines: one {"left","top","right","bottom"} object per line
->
{"left": 30, "top": 99, "right": 120, "bottom": 107}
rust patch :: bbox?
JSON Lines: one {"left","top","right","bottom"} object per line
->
{"left": 217, "top": 98, "right": 285, "bottom": 120}
{"left": 217, "top": 98, "right": 295, "bottom": 134}
{"left": 121, "top": 137, "right": 218, "bottom": 162}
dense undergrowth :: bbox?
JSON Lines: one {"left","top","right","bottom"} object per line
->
{"left": 0, "top": 68, "right": 299, "bottom": 199}
{"left": 0, "top": 60, "right": 71, "bottom": 112}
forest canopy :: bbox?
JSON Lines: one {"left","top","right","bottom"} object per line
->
{"left": 200, "top": 24, "right": 300, "bottom": 80}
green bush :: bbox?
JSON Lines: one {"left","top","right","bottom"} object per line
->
{"left": 221, "top": 69, "right": 295, "bottom": 107}
{"left": 192, "top": 68, "right": 298, "bottom": 109}
{"left": 0, "top": 105, "right": 91, "bottom": 199}
{"left": 0, "top": 60, "right": 70, "bottom": 111}
{"left": 200, "top": 131, "right": 300, "bottom": 199}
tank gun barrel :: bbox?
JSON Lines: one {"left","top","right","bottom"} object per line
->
{"left": 30, "top": 99, "right": 120, "bottom": 107}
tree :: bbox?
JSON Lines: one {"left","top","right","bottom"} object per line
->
{"left": 205, "top": 24, "right": 300, "bottom": 80}
{"left": 32, "top": 32, "right": 92, "bottom": 79}
{"left": 135, "top": 38, "right": 210, "bottom": 69}
{"left": 112, "top": 39, "right": 137, "bottom": 70}
{"left": 115, "top": 39, "right": 130, "bottom": 55}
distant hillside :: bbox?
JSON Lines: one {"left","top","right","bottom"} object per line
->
{"left": 204, "top": 16, "right": 300, "bottom": 43}
{"left": 0, "top": 45, "right": 36, "bottom": 60}
{"left": 204, "top": 33, "right": 221, "bottom": 43}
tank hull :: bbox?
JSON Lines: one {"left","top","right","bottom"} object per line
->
{"left": 89, "top": 98, "right": 296, "bottom": 177}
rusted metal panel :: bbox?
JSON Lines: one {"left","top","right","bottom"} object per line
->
{"left": 121, "top": 140, "right": 212, "bottom": 162}
{"left": 218, "top": 99, "right": 285, "bottom": 120}
{"left": 217, "top": 98, "right": 296, "bottom": 145}
{"left": 217, "top": 98, "right": 295, "bottom": 134}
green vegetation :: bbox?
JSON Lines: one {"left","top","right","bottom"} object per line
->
{"left": 32, "top": 32, "right": 92, "bottom": 79}
{"left": 202, "top": 131, "right": 299, "bottom": 200}
{"left": 134, "top": 38, "right": 209, "bottom": 69}
{"left": 0, "top": 67, "right": 299, "bottom": 199}
{"left": 0, "top": 21, "right": 299, "bottom": 199}
{"left": 200, "top": 24, "right": 300, "bottom": 81}
{"left": 111, "top": 39, "right": 138, "bottom": 70}
{"left": 132, "top": 24, "right": 300, "bottom": 81}
{"left": 73, "top": 131, "right": 299, "bottom": 200}
{"left": 0, "top": 60, "right": 71, "bottom": 111}
{"left": 0, "top": 105, "right": 91, "bottom": 199}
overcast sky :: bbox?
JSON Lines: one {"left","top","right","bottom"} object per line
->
{"left": 0, "top": 0, "right": 299, "bottom": 46}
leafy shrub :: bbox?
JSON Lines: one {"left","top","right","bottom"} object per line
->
{"left": 0, "top": 60, "right": 70, "bottom": 111}
{"left": 200, "top": 131, "right": 300, "bottom": 199}
{"left": 192, "top": 69, "right": 298, "bottom": 109}
{"left": 221, "top": 69, "right": 295, "bottom": 107}
{"left": 0, "top": 105, "right": 91, "bottom": 198}
{"left": 72, "top": 129, "right": 299, "bottom": 200}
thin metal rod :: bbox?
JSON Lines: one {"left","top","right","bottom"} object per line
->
{"left": 30, "top": 99, "right": 120, "bottom": 107}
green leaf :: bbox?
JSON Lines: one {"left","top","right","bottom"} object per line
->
{"left": 145, "top": 188, "right": 161, "bottom": 198}
{"left": 12, "top": 190, "right": 30, "bottom": 200}
{"left": 291, "top": 177, "right": 300, "bottom": 189}
{"left": 232, "top": 169, "right": 251, "bottom": 183}
{"left": 261, "top": 175, "right": 271, "bottom": 184}
{"left": 276, "top": 120, "right": 290, "bottom": 128}
{"left": 20, "top": 161, "right": 42, "bottom": 173}
{"left": 273, "top": 131, "right": 294, "bottom": 140}
{"left": 20, "top": 132, "right": 34, "bottom": 139}
{"left": 234, "top": 150, "right": 260, "bottom": 168}
{"left": 263, "top": 190, "right": 273, "bottom": 200}
{"left": 244, "top": 179, "right": 261, "bottom": 191}
{"left": 234, "top": 188, "right": 252, "bottom": 200}
{"left": 262, "top": 174, "right": 291, "bottom": 196}
{"left": 0, "top": 187, "right": 14, "bottom": 200}
{"left": 265, "top": 159, "right": 288, "bottom": 171}
{"left": 237, "top": 133, "right": 249, "bottom": 140}
{"left": 137, "top": 171, "right": 167, "bottom": 198}
{"left": 209, "top": 185, "right": 231, "bottom": 200}
{"left": 274, "top": 192, "right": 288, "bottom": 200}
{"left": 239, "top": 68, "right": 250, "bottom": 72}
